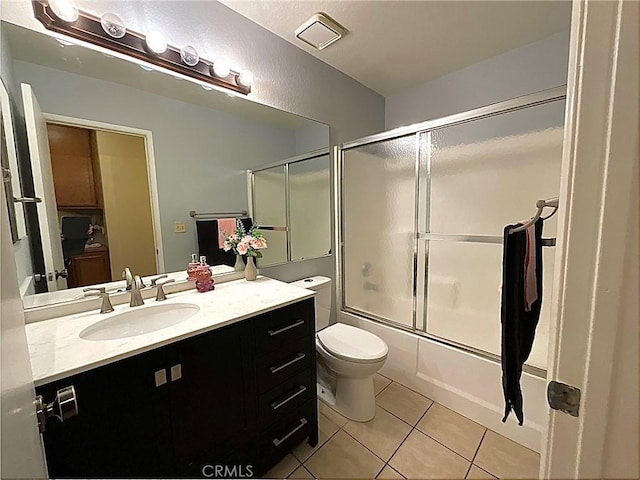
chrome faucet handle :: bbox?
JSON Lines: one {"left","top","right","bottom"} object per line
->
{"left": 83, "top": 287, "right": 114, "bottom": 314}
{"left": 129, "top": 275, "right": 145, "bottom": 307}
{"left": 150, "top": 274, "right": 168, "bottom": 286}
{"left": 155, "top": 278, "right": 175, "bottom": 301}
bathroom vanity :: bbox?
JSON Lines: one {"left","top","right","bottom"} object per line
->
{"left": 27, "top": 278, "right": 318, "bottom": 478}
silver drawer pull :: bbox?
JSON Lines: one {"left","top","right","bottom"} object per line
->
{"left": 270, "top": 353, "right": 306, "bottom": 374}
{"left": 268, "top": 319, "right": 305, "bottom": 337}
{"left": 272, "top": 418, "right": 307, "bottom": 447}
{"left": 271, "top": 385, "right": 307, "bottom": 410}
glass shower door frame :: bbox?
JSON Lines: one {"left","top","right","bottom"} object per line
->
{"left": 249, "top": 148, "right": 330, "bottom": 266}
{"left": 335, "top": 86, "right": 566, "bottom": 376}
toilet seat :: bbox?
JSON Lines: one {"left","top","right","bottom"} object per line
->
{"left": 317, "top": 323, "right": 388, "bottom": 364}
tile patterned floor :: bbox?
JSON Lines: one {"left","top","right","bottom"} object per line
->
{"left": 264, "top": 374, "right": 540, "bottom": 479}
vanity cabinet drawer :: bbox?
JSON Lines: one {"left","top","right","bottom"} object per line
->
{"left": 257, "top": 336, "right": 312, "bottom": 392}
{"left": 258, "top": 369, "right": 313, "bottom": 428}
{"left": 258, "top": 399, "right": 316, "bottom": 473}
{"left": 254, "top": 300, "right": 314, "bottom": 354}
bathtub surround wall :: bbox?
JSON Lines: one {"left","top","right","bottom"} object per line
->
{"left": 385, "top": 31, "right": 570, "bottom": 129}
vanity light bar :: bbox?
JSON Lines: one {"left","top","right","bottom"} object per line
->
{"left": 31, "top": 0, "right": 252, "bottom": 95}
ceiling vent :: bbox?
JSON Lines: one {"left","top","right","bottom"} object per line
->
{"left": 295, "top": 13, "right": 345, "bottom": 50}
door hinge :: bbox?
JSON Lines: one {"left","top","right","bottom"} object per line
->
{"left": 547, "top": 380, "right": 581, "bottom": 417}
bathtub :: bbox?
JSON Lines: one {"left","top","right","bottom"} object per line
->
{"left": 340, "top": 311, "right": 546, "bottom": 452}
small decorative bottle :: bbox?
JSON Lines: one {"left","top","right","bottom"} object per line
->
{"left": 195, "top": 255, "right": 214, "bottom": 292}
{"left": 187, "top": 253, "right": 199, "bottom": 282}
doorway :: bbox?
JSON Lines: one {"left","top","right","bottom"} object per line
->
{"left": 44, "top": 117, "right": 162, "bottom": 288}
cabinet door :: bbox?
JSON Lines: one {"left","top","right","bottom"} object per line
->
{"left": 47, "top": 124, "right": 101, "bottom": 208}
{"left": 37, "top": 347, "right": 175, "bottom": 478}
{"left": 67, "top": 250, "right": 111, "bottom": 288}
{"left": 169, "top": 321, "right": 256, "bottom": 476}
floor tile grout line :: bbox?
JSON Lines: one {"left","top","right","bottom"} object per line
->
{"left": 382, "top": 425, "right": 417, "bottom": 478}
{"left": 375, "top": 377, "right": 393, "bottom": 397}
{"left": 383, "top": 379, "right": 436, "bottom": 401}
{"left": 382, "top": 462, "right": 407, "bottom": 479}
{"left": 376, "top": 400, "right": 431, "bottom": 428}
{"left": 469, "top": 463, "right": 497, "bottom": 479}
{"left": 471, "top": 429, "right": 488, "bottom": 464}
{"left": 295, "top": 423, "right": 342, "bottom": 466}
{"left": 340, "top": 425, "right": 394, "bottom": 465}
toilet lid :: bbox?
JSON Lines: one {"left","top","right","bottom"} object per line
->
{"left": 317, "top": 323, "right": 388, "bottom": 363}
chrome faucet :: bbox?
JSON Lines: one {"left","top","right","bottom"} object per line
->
{"left": 123, "top": 268, "right": 134, "bottom": 291}
{"left": 123, "top": 267, "right": 146, "bottom": 291}
{"left": 129, "top": 275, "right": 145, "bottom": 307}
{"left": 83, "top": 287, "right": 114, "bottom": 314}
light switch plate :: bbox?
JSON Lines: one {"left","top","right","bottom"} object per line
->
{"left": 174, "top": 222, "right": 186, "bottom": 233}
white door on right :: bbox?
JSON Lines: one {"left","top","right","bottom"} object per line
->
{"left": 542, "top": 0, "right": 639, "bottom": 478}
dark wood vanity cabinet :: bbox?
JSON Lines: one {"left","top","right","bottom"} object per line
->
{"left": 66, "top": 246, "right": 112, "bottom": 288}
{"left": 36, "top": 298, "right": 317, "bottom": 479}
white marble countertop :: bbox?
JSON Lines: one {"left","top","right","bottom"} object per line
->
{"left": 26, "top": 276, "right": 314, "bottom": 387}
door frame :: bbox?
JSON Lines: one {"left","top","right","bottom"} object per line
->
{"left": 42, "top": 113, "right": 165, "bottom": 274}
{"left": 542, "top": 0, "right": 639, "bottom": 478}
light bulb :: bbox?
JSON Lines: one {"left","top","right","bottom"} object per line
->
{"left": 210, "top": 58, "right": 230, "bottom": 78}
{"left": 49, "top": 0, "right": 79, "bottom": 23}
{"left": 101, "top": 13, "right": 126, "bottom": 39}
{"left": 145, "top": 30, "right": 167, "bottom": 54}
{"left": 237, "top": 69, "right": 253, "bottom": 87}
{"left": 180, "top": 45, "right": 199, "bottom": 67}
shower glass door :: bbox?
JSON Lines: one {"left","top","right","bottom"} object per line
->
{"left": 339, "top": 89, "right": 565, "bottom": 371}
{"left": 342, "top": 135, "right": 417, "bottom": 328}
{"left": 420, "top": 100, "right": 565, "bottom": 369}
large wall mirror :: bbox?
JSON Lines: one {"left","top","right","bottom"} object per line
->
{"left": 1, "top": 21, "right": 330, "bottom": 309}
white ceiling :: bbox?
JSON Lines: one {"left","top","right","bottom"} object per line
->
{"left": 220, "top": 0, "right": 571, "bottom": 96}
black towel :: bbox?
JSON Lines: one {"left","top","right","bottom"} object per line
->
{"left": 500, "top": 218, "right": 543, "bottom": 426}
{"left": 195, "top": 217, "right": 253, "bottom": 267}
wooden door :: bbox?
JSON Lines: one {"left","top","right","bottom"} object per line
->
{"left": 47, "top": 124, "right": 101, "bottom": 208}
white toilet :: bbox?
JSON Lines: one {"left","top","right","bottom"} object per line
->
{"left": 291, "top": 276, "right": 388, "bottom": 422}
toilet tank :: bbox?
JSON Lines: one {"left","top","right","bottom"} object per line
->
{"left": 290, "top": 276, "right": 332, "bottom": 331}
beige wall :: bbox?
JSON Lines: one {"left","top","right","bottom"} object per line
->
{"left": 95, "top": 131, "right": 156, "bottom": 279}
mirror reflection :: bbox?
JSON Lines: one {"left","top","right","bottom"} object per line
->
{"left": 250, "top": 152, "right": 331, "bottom": 267}
{"left": 1, "top": 21, "right": 329, "bottom": 308}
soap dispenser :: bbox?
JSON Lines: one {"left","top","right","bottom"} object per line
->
{"left": 187, "top": 253, "right": 199, "bottom": 281}
{"left": 195, "top": 255, "right": 214, "bottom": 292}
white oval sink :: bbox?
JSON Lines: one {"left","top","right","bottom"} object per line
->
{"left": 80, "top": 303, "right": 200, "bottom": 341}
